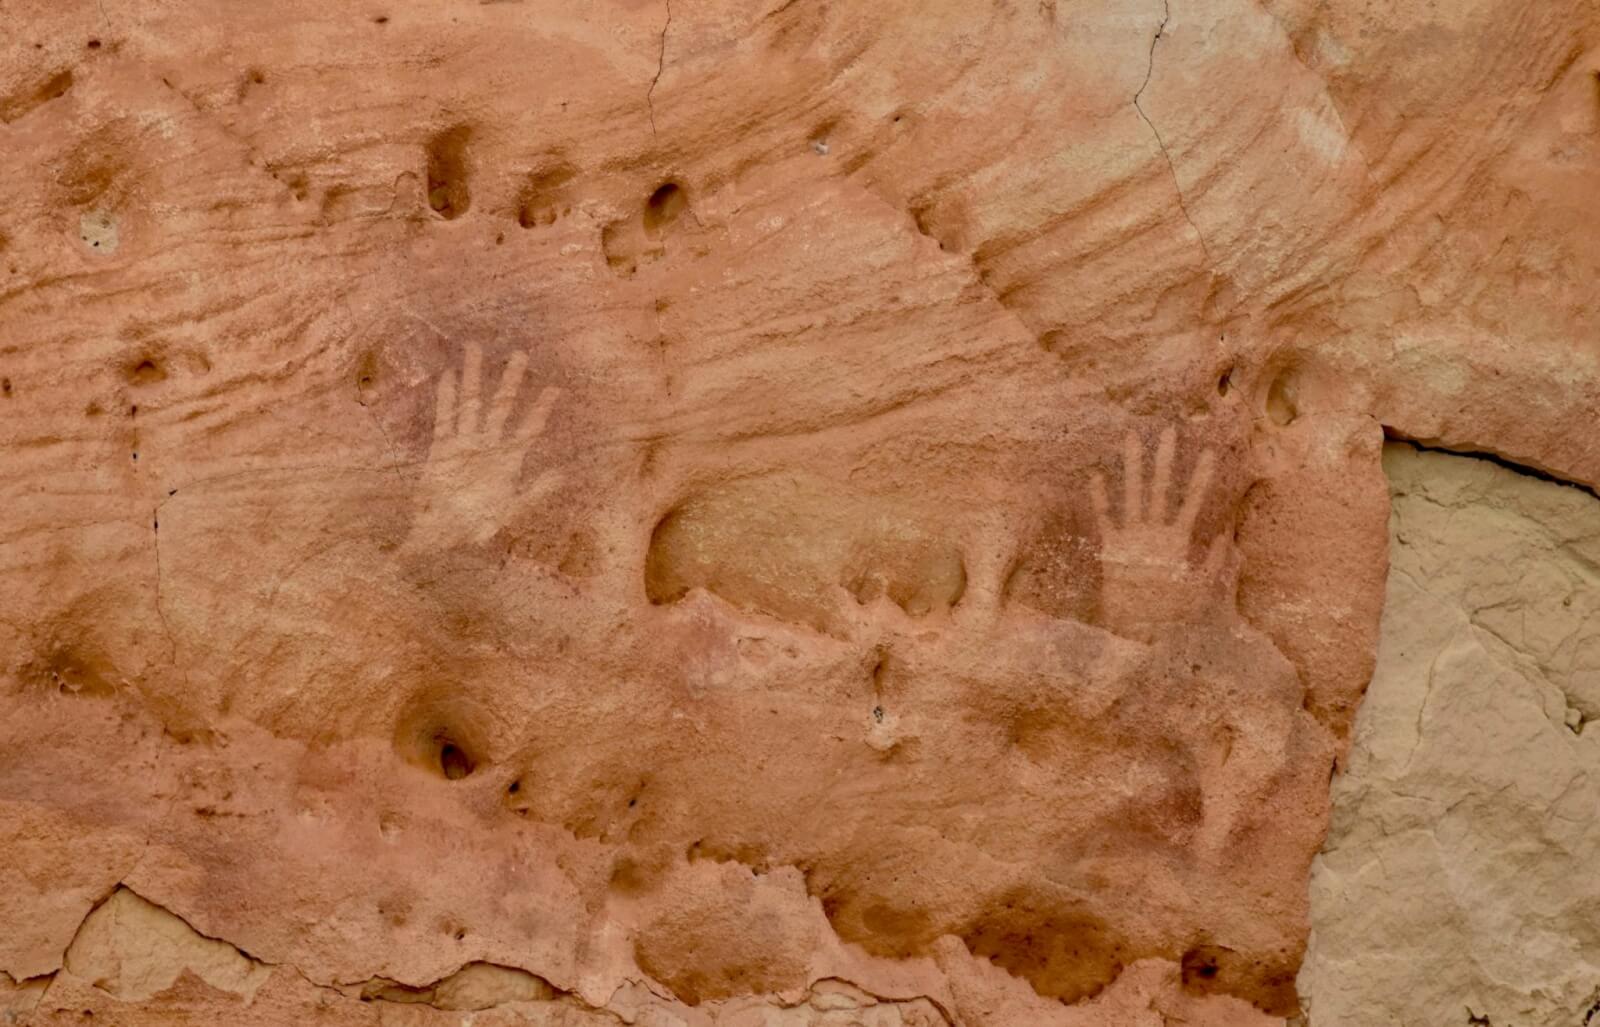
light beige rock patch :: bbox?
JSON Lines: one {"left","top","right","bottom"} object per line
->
{"left": 357, "top": 961, "right": 557, "bottom": 1010}
{"left": 0, "top": 971, "right": 49, "bottom": 1022}
{"left": 62, "top": 888, "right": 272, "bottom": 1003}
{"left": 1299, "top": 442, "right": 1600, "bottom": 1026}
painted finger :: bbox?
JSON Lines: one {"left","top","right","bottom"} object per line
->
{"left": 431, "top": 371, "right": 457, "bottom": 452}
{"left": 1150, "top": 425, "right": 1176, "bottom": 523}
{"left": 457, "top": 343, "right": 483, "bottom": 434}
{"left": 516, "top": 385, "right": 562, "bottom": 442}
{"left": 1217, "top": 533, "right": 1244, "bottom": 604}
{"left": 1176, "top": 450, "right": 1216, "bottom": 538}
{"left": 522, "top": 467, "right": 564, "bottom": 503}
{"left": 1202, "top": 531, "right": 1230, "bottom": 578}
{"left": 1122, "top": 431, "right": 1145, "bottom": 524}
{"left": 485, "top": 350, "right": 530, "bottom": 438}
{"left": 1090, "top": 473, "right": 1114, "bottom": 533}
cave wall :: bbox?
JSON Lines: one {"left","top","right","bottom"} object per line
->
{"left": 2, "top": 0, "right": 1598, "bottom": 1024}
{"left": 1300, "top": 444, "right": 1600, "bottom": 1027}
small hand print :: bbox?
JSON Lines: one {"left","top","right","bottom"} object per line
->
{"left": 408, "top": 343, "right": 561, "bottom": 550}
{"left": 1089, "top": 426, "right": 1232, "bottom": 639}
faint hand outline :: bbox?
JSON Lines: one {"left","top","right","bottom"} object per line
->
{"left": 1089, "top": 426, "right": 1231, "bottom": 638}
{"left": 408, "top": 343, "right": 561, "bottom": 550}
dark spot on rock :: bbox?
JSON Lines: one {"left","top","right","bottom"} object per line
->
{"left": 1178, "top": 942, "right": 1297, "bottom": 1014}
{"left": 425, "top": 124, "right": 473, "bottom": 220}
{"left": 1037, "top": 330, "right": 1064, "bottom": 353}
{"left": 354, "top": 350, "right": 380, "bottom": 397}
{"left": 440, "top": 742, "right": 473, "bottom": 780}
{"left": 126, "top": 357, "right": 166, "bottom": 385}
{"left": 609, "top": 856, "right": 651, "bottom": 894}
{"left": 394, "top": 696, "right": 486, "bottom": 782}
{"left": 516, "top": 160, "right": 577, "bottom": 229}
{"left": 24, "top": 642, "right": 120, "bottom": 699}
{"left": 1184, "top": 947, "right": 1216, "bottom": 985}
{"left": 2, "top": 68, "right": 74, "bottom": 121}
{"left": 643, "top": 182, "right": 687, "bottom": 236}
{"left": 36, "top": 69, "right": 73, "bottom": 103}
{"left": 959, "top": 894, "right": 1127, "bottom": 1003}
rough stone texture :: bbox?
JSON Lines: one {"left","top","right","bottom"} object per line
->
{"left": 1, "top": 0, "right": 1597, "bottom": 1024}
{"left": 1300, "top": 444, "right": 1600, "bottom": 1027}
{"left": 64, "top": 887, "right": 273, "bottom": 1002}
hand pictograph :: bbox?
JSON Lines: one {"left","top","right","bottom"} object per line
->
{"left": 1089, "top": 427, "right": 1231, "bottom": 639}
{"left": 408, "top": 343, "right": 561, "bottom": 550}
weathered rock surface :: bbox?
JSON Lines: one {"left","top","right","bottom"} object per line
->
{"left": 1300, "top": 444, "right": 1600, "bottom": 1027}
{"left": 1, "top": 0, "right": 1597, "bottom": 1023}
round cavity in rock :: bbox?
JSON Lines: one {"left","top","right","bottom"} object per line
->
{"left": 393, "top": 699, "right": 486, "bottom": 781}
{"left": 1266, "top": 370, "right": 1298, "bottom": 426}
{"left": 642, "top": 182, "right": 687, "bottom": 236}
{"left": 439, "top": 741, "right": 474, "bottom": 780}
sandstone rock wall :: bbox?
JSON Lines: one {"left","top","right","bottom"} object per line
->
{"left": 2, "top": 0, "right": 1598, "bottom": 1024}
{"left": 1300, "top": 444, "right": 1600, "bottom": 1027}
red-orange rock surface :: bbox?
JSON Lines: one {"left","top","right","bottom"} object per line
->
{"left": 1, "top": 0, "right": 1596, "bottom": 1023}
